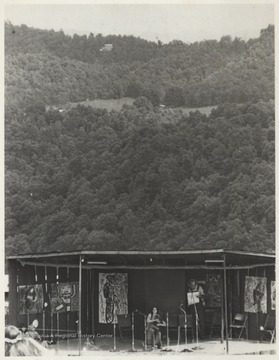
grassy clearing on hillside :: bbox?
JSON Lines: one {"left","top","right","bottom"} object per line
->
{"left": 67, "top": 98, "right": 135, "bottom": 112}
{"left": 179, "top": 105, "right": 217, "bottom": 116}
{"left": 50, "top": 98, "right": 217, "bottom": 116}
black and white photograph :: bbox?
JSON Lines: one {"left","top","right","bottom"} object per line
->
{"left": 4, "top": 1, "right": 276, "bottom": 357}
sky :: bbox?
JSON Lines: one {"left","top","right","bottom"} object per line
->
{"left": 4, "top": 2, "right": 275, "bottom": 44}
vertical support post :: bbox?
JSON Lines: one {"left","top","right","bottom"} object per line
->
{"left": 229, "top": 271, "right": 233, "bottom": 328}
{"left": 41, "top": 266, "right": 45, "bottom": 340}
{"left": 34, "top": 265, "right": 38, "bottom": 338}
{"left": 57, "top": 311, "right": 60, "bottom": 350}
{"left": 87, "top": 268, "right": 90, "bottom": 337}
{"left": 42, "top": 311, "right": 45, "bottom": 339}
{"left": 166, "top": 312, "right": 169, "bottom": 348}
{"left": 91, "top": 269, "right": 95, "bottom": 344}
{"left": 221, "top": 270, "right": 224, "bottom": 344}
{"left": 16, "top": 262, "right": 19, "bottom": 326}
{"left": 44, "top": 266, "right": 48, "bottom": 293}
{"left": 43, "top": 266, "right": 47, "bottom": 340}
{"left": 113, "top": 322, "right": 116, "bottom": 351}
{"left": 56, "top": 267, "right": 59, "bottom": 351}
{"left": 132, "top": 312, "right": 135, "bottom": 351}
{"left": 256, "top": 267, "right": 259, "bottom": 342}
{"left": 51, "top": 308, "right": 53, "bottom": 344}
{"left": 78, "top": 255, "right": 83, "bottom": 356}
{"left": 144, "top": 315, "right": 147, "bottom": 351}
{"left": 67, "top": 266, "right": 70, "bottom": 351}
{"left": 35, "top": 265, "right": 38, "bottom": 283}
{"left": 223, "top": 254, "right": 229, "bottom": 354}
{"left": 8, "top": 260, "right": 18, "bottom": 326}
{"left": 247, "top": 268, "right": 250, "bottom": 340}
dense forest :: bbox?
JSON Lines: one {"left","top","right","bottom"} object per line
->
{"left": 5, "top": 23, "right": 275, "bottom": 255}
{"left": 5, "top": 23, "right": 274, "bottom": 108}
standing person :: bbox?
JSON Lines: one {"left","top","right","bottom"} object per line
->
{"left": 187, "top": 279, "right": 206, "bottom": 340}
{"left": 146, "top": 306, "right": 166, "bottom": 349}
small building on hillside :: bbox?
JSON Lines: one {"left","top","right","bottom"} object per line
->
{"left": 7, "top": 249, "right": 275, "bottom": 353}
{"left": 100, "top": 44, "right": 113, "bottom": 52}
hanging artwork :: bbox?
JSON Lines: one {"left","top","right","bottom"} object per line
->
{"left": 99, "top": 273, "right": 128, "bottom": 324}
{"left": 244, "top": 276, "right": 267, "bottom": 313}
{"left": 271, "top": 281, "right": 275, "bottom": 310}
{"left": 19, "top": 284, "right": 44, "bottom": 314}
{"left": 50, "top": 282, "right": 79, "bottom": 313}
{"left": 205, "top": 274, "right": 222, "bottom": 307}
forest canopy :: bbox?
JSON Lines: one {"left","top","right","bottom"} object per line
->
{"left": 5, "top": 23, "right": 274, "bottom": 109}
{"left": 5, "top": 100, "right": 275, "bottom": 255}
{"left": 5, "top": 23, "right": 275, "bottom": 255}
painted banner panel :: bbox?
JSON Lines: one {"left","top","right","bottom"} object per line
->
{"left": 244, "top": 276, "right": 267, "bottom": 313}
{"left": 271, "top": 281, "right": 276, "bottom": 310}
{"left": 205, "top": 274, "right": 222, "bottom": 307}
{"left": 50, "top": 282, "right": 79, "bottom": 313}
{"left": 99, "top": 273, "right": 128, "bottom": 324}
{"left": 19, "top": 284, "right": 44, "bottom": 314}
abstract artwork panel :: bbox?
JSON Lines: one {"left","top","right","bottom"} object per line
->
{"left": 19, "top": 284, "right": 44, "bottom": 314}
{"left": 205, "top": 274, "right": 222, "bottom": 307}
{"left": 271, "top": 281, "right": 275, "bottom": 310}
{"left": 244, "top": 276, "right": 267, "bottom": 313}
{"left": 99, "top": 273, "right": 128, "bottom": 324}
{"left": 50, "top": 282, "right": 79, "bottom": 313}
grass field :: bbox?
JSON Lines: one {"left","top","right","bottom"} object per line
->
{"left": 54, "top": 98, "right": 217, "bottom": 116}
{"left": 178, "top": 105, "right": 217, "bottom": 116}
{"left": 67, "top": 98, "right": 135, "bottom": 112}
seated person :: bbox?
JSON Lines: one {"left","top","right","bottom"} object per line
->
{"left": 25, "top": 319, "right": 41, "bottom": 341}
{"left": 146, "top": 306, "right": 166, "bottom": 349}
{"left": 25, "top": 319, "right": 48, "bottom": 348}
{"left": 5, "top": 325, "right": 49, "bottom": 356}
{"left": 18, "top": 323, "right": 27, "bottom": 335}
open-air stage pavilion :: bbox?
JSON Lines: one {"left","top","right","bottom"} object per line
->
{"left": 7, "top": 249, "right": 276, "bottom": 356}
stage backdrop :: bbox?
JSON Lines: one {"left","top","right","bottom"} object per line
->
{"left": 205, "top": 274, "right": 222, "bottom": 307}
{"left": 99, "top": 273, "right": 128, "bottom": 324}
{"left": 18, "top": 284, "right": 44, "bottom": 314}
{"left": 271, "top": 280, "right": 276, "bottom": 310}
{"left": 244, "top": 276, "right": 267, "bottom": 313}
{"left": 50, "top": 282, "right": 79, "bottom": 313}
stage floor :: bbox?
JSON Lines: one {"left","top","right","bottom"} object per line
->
{"left": 48, "top": 337, "right": 276, "bottom": 357}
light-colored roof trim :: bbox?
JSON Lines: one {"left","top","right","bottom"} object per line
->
{"left": 223, "top": 250, "right": 275, "bottom": 258}
{"left": 18, "top": 259, "right": 275, "bottom": 270}
{"left": 6, "top": 249, "right": 275, "bottom": 260}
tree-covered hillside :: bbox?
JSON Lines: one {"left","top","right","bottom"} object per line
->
{"left": 5, "top": 23, "right": 274, "bottom": 109}
{"left": 5, "top": 22, "right": 275, "bottom": 255}
{"left": 5, "top": 100, "right": 275, "bottom": 255}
